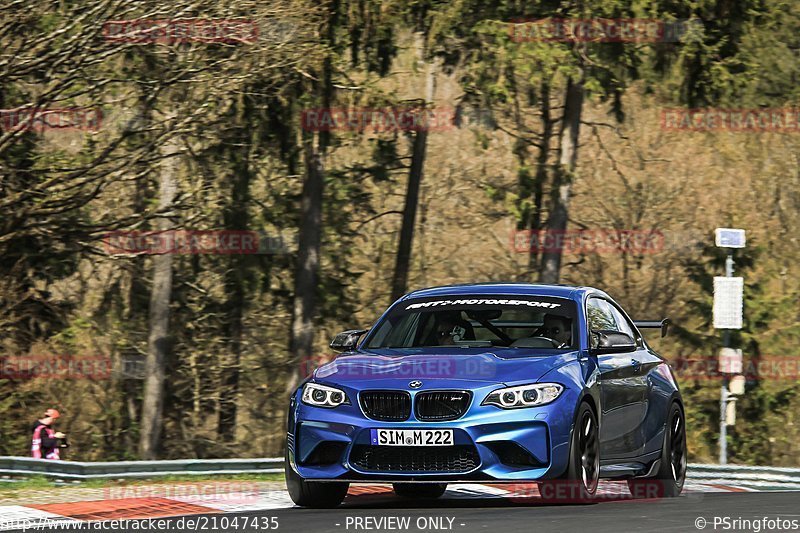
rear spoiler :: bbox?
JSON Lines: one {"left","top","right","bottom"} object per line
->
{"left": 633, "top": 318, "right": 670, "bottom": 338}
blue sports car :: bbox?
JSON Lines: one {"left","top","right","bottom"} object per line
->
{"left": 285, "top": 283, "right": 686, "bottom": 507}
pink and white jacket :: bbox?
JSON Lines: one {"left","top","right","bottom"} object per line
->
{"left": 31, "top": 422, "right": 60, "bottom": 460}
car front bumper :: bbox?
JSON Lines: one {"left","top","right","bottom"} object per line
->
{"left": 287, "top": 383, "right": 580, "bottom": 482}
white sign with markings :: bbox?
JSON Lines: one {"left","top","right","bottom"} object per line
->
{"left": 713, "top": 277, "right": 744, "bottom": 329}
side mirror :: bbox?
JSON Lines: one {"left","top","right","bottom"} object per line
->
{"left": 591, "top": 330, "right": 636, "bottom": 354}
{"left": 330, "top": 329, "right": 368, "bottom": 352}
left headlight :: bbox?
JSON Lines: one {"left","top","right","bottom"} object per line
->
{"left": 301, "top": 383, "right": 350, "bottom": 408}
{"left": 482, "top": 383, "right": 564, "bottom": 409}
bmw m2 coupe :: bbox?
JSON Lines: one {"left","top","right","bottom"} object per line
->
{"left": 285, "top": 283, "right": 686, "bottom": 507}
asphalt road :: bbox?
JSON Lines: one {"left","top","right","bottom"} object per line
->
{"left": 83, "top": 491, "right": 800, "bottom": 533}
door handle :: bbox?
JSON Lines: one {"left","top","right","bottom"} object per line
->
{"left": 631, "top": 359, "right": 642, "bottom": 372}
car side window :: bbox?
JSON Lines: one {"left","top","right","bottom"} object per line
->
{"left": 587, "top": 298, "right": 615, "bottom": 330}
{"left": 606, "top": 304, "right": 639, "bottom": 345}
{"left": 586, "top": 298, "right": 617, "bottom": 348}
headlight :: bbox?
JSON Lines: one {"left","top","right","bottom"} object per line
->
{"left": 302, "top": 383, "right": 349, "bottom": 408}
{"left": 482, "top": 383, "right": 563, "bottom": 409}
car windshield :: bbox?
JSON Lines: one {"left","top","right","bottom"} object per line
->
{"left": 364, "top": 295, "right": 577, "bottom": 350}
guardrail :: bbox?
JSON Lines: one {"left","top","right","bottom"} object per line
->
{"left": 0, "top": 457, "right": 283, "bottom": 480}
{"left": 687, "top": 463, "right": 800, "bottom": 490}
{"left": 1, "top": 457, "right": 799, "bottom": 488}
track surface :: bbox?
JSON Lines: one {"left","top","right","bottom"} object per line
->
{"left": 160, "top": 492, "right": 799, "bottom": 532}
{"left": 5, "top": 491, "right": 796, "bottom": 532}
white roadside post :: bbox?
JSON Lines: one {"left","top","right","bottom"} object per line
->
{"left": 713, "top": 228, "right": 746, "bottom": 465}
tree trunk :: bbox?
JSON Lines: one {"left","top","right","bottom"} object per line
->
{"left": 123, "top": 173, "right": 148, "bottom": 454}
{"left": 390, "top": 127, "right": 428, "bottom": 302}
{"left": 390, "top": 47, "right": 435, "bottom": 302}
{"left": 217, "top": 102, "right": 251, "bottom": 442}
{"left": 216, "top": 250, "right": 246, "bottom": 443}
{"left": 123, "top": 95, "right": 151, "bottom": 455}
{"left": 285, "top": 1, "right": 337, "bottom": 395}
{"left": 539, "top": 76, "right": 584, "bottom": 284}
{"left": 286, "top": 137, "right": 324, "bottom": 394}
{"left": 138, "top": 136, "right": 179, "bottom": 460}
{"left": 217, "top": 160, "right": 250, "bottom": 442}
{"left": 528, "top": 79, "right": 552, "bottom": 273}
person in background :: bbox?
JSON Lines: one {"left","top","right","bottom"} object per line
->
{"left": 31, "top": 408, "right": 68, "bottom": 460}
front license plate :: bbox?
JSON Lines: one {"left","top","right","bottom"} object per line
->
{"left": 370, "top": 429, "right": 454, "bottom": 446}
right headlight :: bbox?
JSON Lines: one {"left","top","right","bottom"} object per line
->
{"left": 482, "top": 383, "right": 564, "bottom": 409}
{"left": 301, "top": 382, "right": 349, "bottom": 408}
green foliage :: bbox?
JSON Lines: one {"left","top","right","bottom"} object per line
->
{"left": 677, "top": 239, "right": 800, "bottom": 464}
{"left": 2, "top": 0, "right": 800, "bottom": 466}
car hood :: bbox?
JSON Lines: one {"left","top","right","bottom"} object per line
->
{"left": 312, "top": 350, "right": 577, "bottom": 387}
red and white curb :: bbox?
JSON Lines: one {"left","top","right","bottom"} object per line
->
{"left": 0, "top": 481, "right": 755, "bottom": 531}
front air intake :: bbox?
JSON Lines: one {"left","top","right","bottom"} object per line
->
{"left": 350, "top": 444, "right": 479, "bottom": 473}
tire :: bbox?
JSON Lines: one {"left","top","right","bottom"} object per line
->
{"left": 627, "top": 402, "right": 687, "bottom": 498}
{"left": 392, "top": 483, "right": 447, "bottom": 499}
{"left": 285, "top": 451, "right": 349, "bottom": 508}
{"left": 539, "top": 401, "right": 599, "bottom": 504}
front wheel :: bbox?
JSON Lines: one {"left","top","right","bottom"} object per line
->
{"left": 628, "top": 402, "right": 686, "bottom": 498}
{"left": 285, "top": 452, "right": 349, "bottom": 508}
{"left": 392, "top": 483, "right": 447, "bottom": 499}
{"left": 539, "top": 401, "right": 599, "bottom": 504}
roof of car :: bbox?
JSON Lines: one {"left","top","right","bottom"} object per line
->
{"left": 403, "top": 282, "right": 595, "bottom": 300}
